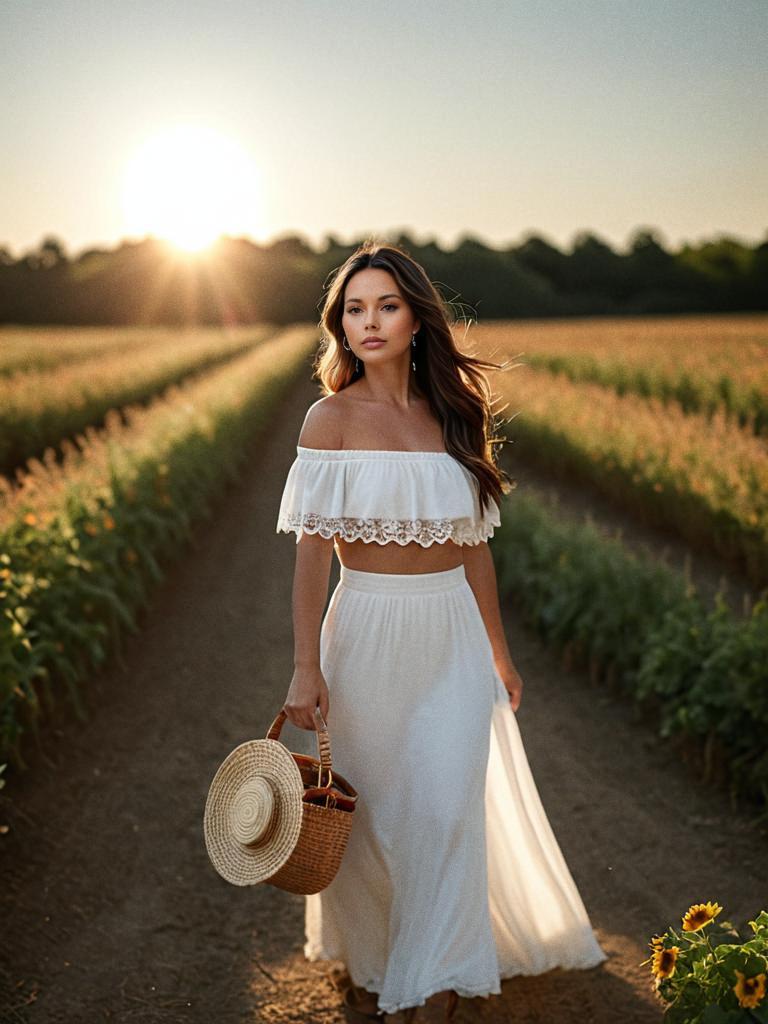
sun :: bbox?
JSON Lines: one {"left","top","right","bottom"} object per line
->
{"left": 121, "top": 124, "right": 262, "bottom": 252}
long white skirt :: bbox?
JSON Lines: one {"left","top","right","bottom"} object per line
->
{"left": 305, "top": 563, "right": 607, "bottom": 1016}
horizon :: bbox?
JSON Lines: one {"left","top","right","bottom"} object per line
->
{"left": 3, "top": 222, "right": 766, "bottom": 265}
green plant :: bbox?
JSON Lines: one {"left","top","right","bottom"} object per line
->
{"left": 640, "top": 902, "right": 768, "bottom": 1022}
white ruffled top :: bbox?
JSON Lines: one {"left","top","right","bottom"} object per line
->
{"left": 276, "top": 446, "right": 502, "bottom": 547}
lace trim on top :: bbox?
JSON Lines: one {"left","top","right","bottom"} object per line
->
{"left": 277, "top": 511, "right": 497, "bottom": 547}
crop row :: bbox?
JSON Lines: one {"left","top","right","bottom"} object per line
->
{"left": 0, "top": 325, "right": 275, "bottom": 476}
{"left": 0, "top": 325, "right": 159, "bottom": 376}
{"left": 492, "top": 364, "right": 768, "bottom": 588}
{"left": 491, "top": 492, "right": 768, "bottom": 814}
{"left": 472, "top": 314, "right": 768, "bottom": 433}
{"left": 0, "top": 325, "right": 317, "bottom": 781}
{"left": 0, "top": 324, "right": 254, "bottom": 377}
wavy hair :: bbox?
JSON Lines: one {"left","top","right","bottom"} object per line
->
{"left": 313, "top": 239, "right": 518, "bottom": 515}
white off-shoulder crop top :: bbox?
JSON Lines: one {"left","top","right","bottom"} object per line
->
{"left": 276, "top": 446, "right": 502, "bottom": 547}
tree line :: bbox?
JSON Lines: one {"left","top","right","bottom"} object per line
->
{"left": 0, "top": 226, "right": 765, "bottom": 326}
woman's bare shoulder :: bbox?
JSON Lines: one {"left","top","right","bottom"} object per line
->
{"left": 297, "top": 394, "right": 346, "bottom": 450}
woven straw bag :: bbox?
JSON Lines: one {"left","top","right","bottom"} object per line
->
{"left": 203, "top": 706, "right": 358, "bottom": 894}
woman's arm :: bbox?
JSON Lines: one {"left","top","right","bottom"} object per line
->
{"left": 293, "top": 531, "right": 334, "bottom": 669}
{"left": 462, "top": 540, "right": 524, "bottom": 710}
{"left": 283, "top": 530, "right": 335, "bottom": 730}
{"left": 282, "top": 396, "right": 343, "bottom": 729}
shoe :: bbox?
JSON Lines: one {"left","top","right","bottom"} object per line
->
{"left": 343, "top": 983, "right": 383, "bottom": 1018}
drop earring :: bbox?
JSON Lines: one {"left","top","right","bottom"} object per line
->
{"left": 342, "top": 334, "right": 359, "bottom": 373}
{"left": 411, "top": 333, "right": 417, "bottom": 372}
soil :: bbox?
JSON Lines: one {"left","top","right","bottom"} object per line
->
{"left": 1, "top": 368, "right": 766, "bottom": 1024}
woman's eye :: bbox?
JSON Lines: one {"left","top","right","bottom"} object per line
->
{"left": 346, "top": 305, "right": 398, "bottom": 314}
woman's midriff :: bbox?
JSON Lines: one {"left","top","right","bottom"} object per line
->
{"left": 334, "top": 537, "right": 464, "bottom": 574}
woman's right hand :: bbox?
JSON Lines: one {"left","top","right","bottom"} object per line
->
{"left": 282, "top": 664, "right": 330, "bottom": 731}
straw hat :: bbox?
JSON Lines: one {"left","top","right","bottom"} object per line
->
{"left": 203, "top": 736, "right": 305, "bottom": 886}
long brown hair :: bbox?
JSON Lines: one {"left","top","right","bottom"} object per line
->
{"left": 313, "top": 239, "right": 517, "bottom": 514}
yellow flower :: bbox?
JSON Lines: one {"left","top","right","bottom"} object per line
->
{"left": 682, "top": 902, "right": 722, "bottom": 932}
{"left": 649, "top": 934, "right": 666, "bottom": 951}
{"left": 23, "top": 512, "right": 37, "bottom": 527}
{"left": 734, "top": 970, "right": 766, "bottom": 1009}
{"left": 651, "top": 945, "right": 679, "bottom": 979}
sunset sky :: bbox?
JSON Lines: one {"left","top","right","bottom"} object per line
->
{"left": 2, "top": 0, "right": 766, "bottom": 258}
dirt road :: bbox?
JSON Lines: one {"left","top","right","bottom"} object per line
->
{"left": 1, "top": 368, "right": 766, "bottom": 1023}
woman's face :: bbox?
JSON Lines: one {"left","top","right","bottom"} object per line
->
{"left": 341, "top": 267, "right": 421, "bottom": 368}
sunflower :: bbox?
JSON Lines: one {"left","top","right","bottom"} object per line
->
{"left": 682, "top": 902, "right": 722, "bottom": 933}
{"left": 734, "top": 970, "right": 766, "bottom": 1009}
{"left": 651, "top": 945, "right": 680, "bottom": 979}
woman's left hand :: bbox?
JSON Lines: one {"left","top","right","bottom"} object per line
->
{"left": 495, "top": 660, "right": 523, "bottom": 712}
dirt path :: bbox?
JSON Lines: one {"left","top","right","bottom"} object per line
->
{"left": 1, "top": 368, "right": 766, "bottom": 1024}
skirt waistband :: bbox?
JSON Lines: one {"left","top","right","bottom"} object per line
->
{"left": 339, "top": 563, "right": 467, "bottom": 594}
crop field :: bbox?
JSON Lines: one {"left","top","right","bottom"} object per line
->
{"left": 1, "top": 313, "right": 766, "bottom": 786}
{"left": 468, "top": 313, "right": 768, "bottom": 810}
{"left": 0, "top": 323, "right": 277, "bottom": 475}
{"left": 469, "top": 315, "right": 768, "bottom": 586}
{"left": 1, "top": 314, "right": 766, "bottom": 1023}
{"left": 0, "top": 323, "right": 317, "bottom": 769}
{"left": 470, "top": 313, "right": 768, "bottom": 432}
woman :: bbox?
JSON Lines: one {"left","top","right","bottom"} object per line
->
{"left": 276, "top": 241, "right": 607, "bottom": 1020}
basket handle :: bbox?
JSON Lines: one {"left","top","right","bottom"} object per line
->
{"left": 267, "top": 706, "right": 333, "bottom": 775}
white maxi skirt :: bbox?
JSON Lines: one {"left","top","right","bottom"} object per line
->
{"left": 305, "top": 563, "right": 607, "bottom": 1017}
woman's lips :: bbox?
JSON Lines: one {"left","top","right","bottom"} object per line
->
{"left": 362, "top": 339, "right": 385, "bottom": 347}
